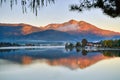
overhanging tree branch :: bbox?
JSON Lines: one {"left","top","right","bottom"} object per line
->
{"left": 0, "top": 0, "right": 55, "bottom": 16}
{"left": 70, "top": 0, "right": 120, "bottom": 18}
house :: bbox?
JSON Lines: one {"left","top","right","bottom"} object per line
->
{"left": 87, "top": 42, "right": 102, "bottom": 47}
{"left": 87, "top": 42, "right": 93, "bottom": 46}
{"left": 92, "top": 43, "right": 102, "bottom": 47}
{"left": 85, "top": 42, "right": 102, "bottom": 51}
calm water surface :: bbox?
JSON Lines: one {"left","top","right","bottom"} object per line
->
{"left": 0, "top": 47, "right": 120, "bottom": 80}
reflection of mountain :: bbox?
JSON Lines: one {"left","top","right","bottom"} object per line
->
{"left": 0, "top": 20, "right": 120, "bottom": 41}
{"left": 22, "top": 56, "right": 32, "bottom": 65}
{"left": 46, "top": 54, "right": 111, "bottom": 69}
{"left": 0, "top": 49, "right": 120, "bottom": 69}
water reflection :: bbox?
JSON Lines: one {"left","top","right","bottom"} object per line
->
{"left": 0, "top": 48, "right": 120, "bottom": 70}
{"left": 0, "top": 49, "right": 18, "bottom": 53}
{"left": 22, "top": 56, "right": 32, "bottom": 65}
{"left": 82, "top": 50, "right": 88, "bottom": 56}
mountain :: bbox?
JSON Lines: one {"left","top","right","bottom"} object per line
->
{"left": 0, "top": 23, "right": 41, "bottom": 35}
{"left": 23, "top": 30, "right": 77, "bottom": 41}
{"left": 0, "top": 20, "right": 120, "bottom": 41}
{"left": 40, "top": 19, "right": 120, "bottom": 41}
{"left": 43, "top": 20, "right": 120, "bottom": 36}
{"left": 0, "top": 23, "right": 41, "bottom": 40}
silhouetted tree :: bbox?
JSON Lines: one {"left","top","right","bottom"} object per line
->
{"left": 82, "top": 39, "right": 88, "bottom": 47}
{"left": 75, "top": 42, "right": 81, "bottom": 47}
{"left": 70, "top": 0, "right": 120, "bottom": 18}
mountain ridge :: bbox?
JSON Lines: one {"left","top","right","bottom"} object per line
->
{"left": 0, "top": 23, "right": 41, "bottom": 35}
{"left": 0, "top": 20, "right": 120, "bottom": 35}
{"left": 42, "top": 20, "right": 120, "bottom": 37}
{"left": 0, "top": 20, "right": 120, "bottom": 41}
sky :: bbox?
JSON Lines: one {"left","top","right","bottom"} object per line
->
{"left": 0, "top": 0, "right": 120, "bottom": 32}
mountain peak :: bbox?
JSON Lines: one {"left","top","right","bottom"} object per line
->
{"left": 79, "top": 21, "right": 88, "bottom": 24}
{"left": 68, "top": 19, "right": 78, "bottom": 24}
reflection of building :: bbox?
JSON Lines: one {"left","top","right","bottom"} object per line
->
{"left": 85, "top": 46, "right": 97, "bottom": 51}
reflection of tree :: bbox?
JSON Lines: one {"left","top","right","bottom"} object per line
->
{"left": 0, "top": 0, "right": 55, "bottom": 15}
{"left": 0, "top": 49, "right": 11, "bottom": 53}
{"left": 65, "top": 46, "right": 74, "bottom": 52}
{"left": 76, "top": 47, "right": 81, "bottom": 52}
{"left": 82, "top": 50, "right": 88, "bottom": 56}
{"left": 102, "top": 50, "right": 120, "bottom": 57}
{"left": 70, "top": 0, "right": 120, "bottom": 18}
{"left": 0, "top": 49, "right": 18, "bottom": 53}
{"left": 75, "top": 42, "right": 81, "bottom": 47}
{"left": 65, "top": 43, "right": 74, "bottom": 52}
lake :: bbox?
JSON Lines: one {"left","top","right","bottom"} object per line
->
{"left": 0, "top": 47, "right": 120, "bottom": 80}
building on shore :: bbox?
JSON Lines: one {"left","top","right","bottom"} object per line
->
{"left": 85, "top": 42, "right": 102, "bottom": 51}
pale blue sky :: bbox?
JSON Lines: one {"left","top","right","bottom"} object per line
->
{"left": 0, "top": 0, "right": 120, "bottom": 32}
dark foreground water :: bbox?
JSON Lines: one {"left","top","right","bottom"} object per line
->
{"left": 0, "top": 47, "right": 120, "bottom": 80}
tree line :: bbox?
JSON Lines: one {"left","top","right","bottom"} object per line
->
{"left": 65, "top": 39, "right": 88, "bottom": 48}
{"left": 0, "top": 42, "right": 38, "bottom": 47}
{"left": 101, "top": 39, "right": 120, "bottom": 48}
{"left": 0, "top": 42, "right": 20, "bottom": 47}
{"left": 65, "top": 38, "right": 120, "bottom": 48}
